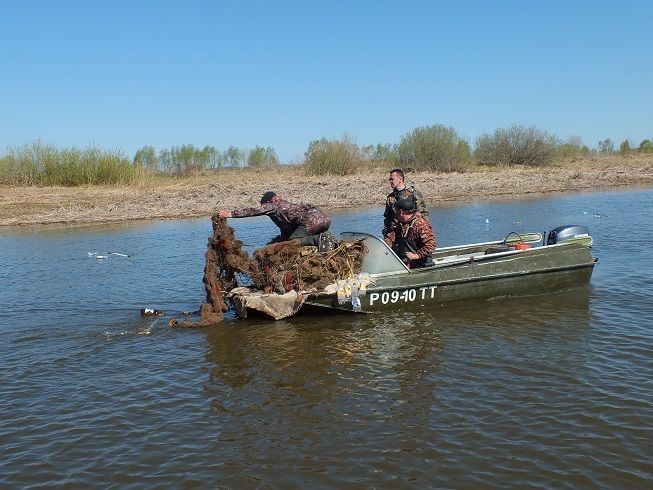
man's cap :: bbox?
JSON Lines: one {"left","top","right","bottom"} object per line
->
{"left": 394, "top": 196, "right": 416, "bottom": 211}
{"left": 260, "top": 191, "right": 276, "bottom": 204}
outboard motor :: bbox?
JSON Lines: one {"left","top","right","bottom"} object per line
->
{"left": 547, "top": 225, "right": 592, "bottom": 246}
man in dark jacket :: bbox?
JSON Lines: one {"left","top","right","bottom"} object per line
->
{"left": 383, "top": 168, "right": 428, "bottom": 237}
{"left": 383, "top": 196, "right": 436, "bottom": 268}
{"left": 217, "top": 191, "right": 331, "bottom": 245}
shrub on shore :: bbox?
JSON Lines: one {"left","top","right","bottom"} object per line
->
{"left": 303, "top": 135, "right": 365, "bottom": 175}
{"left": 639, "top": 139, "right": 653, "bottom": 153}
{"left": 0, "top": 142, "right": 142, "bottom": 186}
{"left": 557, "top": 136, "right": 591, "bottom": 159}
{"left": 474, "top": 125, "right": 559, "bottom": 166}
{"left": 397, "top": 125, "right": 471, "bottom": 172}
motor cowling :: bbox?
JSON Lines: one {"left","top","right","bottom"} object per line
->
{"left": 547, "top": 225, "right": 592, "bottom": 246}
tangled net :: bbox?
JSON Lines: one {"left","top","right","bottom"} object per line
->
{"left": 169, "top": 213, "right": 249, "bottom": 328}
{"left": 169, "top": 213, "right": 367, "bottom": 327}
{"left": 248, "top": 239, "right": 366, "bottom": 294}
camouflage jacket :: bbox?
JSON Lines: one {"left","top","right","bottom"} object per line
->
{"left": 383, "top": 212, "right": 437, "bottom": 260}
{"left": 231, "top": 199, "right": 331, "bottom": 239}
{"left": 383, "top": 186, "right": 429, "bottom": 237}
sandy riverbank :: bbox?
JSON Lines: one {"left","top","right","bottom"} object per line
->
{"left": 1, "top": 155, "right": 652, "bottom": 227}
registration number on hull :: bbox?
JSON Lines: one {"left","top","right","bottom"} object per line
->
{"left": 368, "top": 286, "right": 438, "bottom": 306}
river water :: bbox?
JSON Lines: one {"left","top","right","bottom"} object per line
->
{"left": 1, "top": 188, "right": 652, "bottom": 488}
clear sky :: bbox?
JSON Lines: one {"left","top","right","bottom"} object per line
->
{"left": 2, "top": 0, "right": 652, "bottom": 163}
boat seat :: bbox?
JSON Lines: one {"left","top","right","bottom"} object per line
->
{"left": 433, "top": 252, "right": 479, "bottom": 264}
{"left": 484, "top": 244, "right": 511, "bottom": 254}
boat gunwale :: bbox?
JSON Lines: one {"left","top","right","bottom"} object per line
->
{"left": 307, "top": 241, "right": 597, "bottom": 304}
{"left": 367, "top": 241, "right": 595, "bottom": 278}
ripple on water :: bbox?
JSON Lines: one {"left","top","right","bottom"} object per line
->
{"left": 1, "top": 191, "right": 653, "bottom": 487}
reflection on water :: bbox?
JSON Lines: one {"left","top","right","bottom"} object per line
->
{"left": 205, "top": 288, "right": 591, "bottom": 396}
{"left": 197, "top": 289, "right": 603, "bottom": 487}
{"left": 1, "top": 189, "right": 652, "bottom": 487}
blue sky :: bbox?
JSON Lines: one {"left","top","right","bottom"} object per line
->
{"left": 2, "top": 0, "right": 652, "bottom": 162}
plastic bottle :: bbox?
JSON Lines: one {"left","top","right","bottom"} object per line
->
{"left": 343, "top": 282, "right": 352, "bottom": 303}
{"left": 352, "top": 295, "right": 362, "bottom": 312}
{"left": 351, "top": 279, "right": 360, "bottom": 310}
{"left": 336, "top": 281, "right": 346, "bottom": 305}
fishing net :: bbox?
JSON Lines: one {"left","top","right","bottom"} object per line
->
{"left": 248, "top": 238, "right": 367, "bottom": 294}
{"left": 169, "top": 213, "right": 367, "bottom": 327}
{"left": 169, "top": 213, "right": 249, "bottom": 328}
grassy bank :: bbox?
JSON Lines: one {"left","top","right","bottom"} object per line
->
{"left": 0, "top": 143, "right": 143, "bottom": 186}
{"left": 1, "top": 155, "right": 652, "bottom": 227}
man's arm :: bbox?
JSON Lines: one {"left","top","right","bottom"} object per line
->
{"left": 414, "top": 220, "right": 436, "bottom": 257}
{"left": 230, "top": 204, "right": 275, "bottom": 218}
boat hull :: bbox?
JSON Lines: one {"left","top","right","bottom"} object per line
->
{"left": 305, "top": 242, "right": 596, "bottom": 313}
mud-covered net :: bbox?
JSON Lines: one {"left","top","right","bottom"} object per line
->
{"left": 169, "top": 213, "right": 250, "bottom": 328}
{"left": 247, "top": 239, "right": 367, "bottom": 294}
{"left": 169, "top": 213, "right": 367, "bottom": 327}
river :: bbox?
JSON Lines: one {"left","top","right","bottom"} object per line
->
{"left": 1, "top": 188, "right": 651, "bottom": 488}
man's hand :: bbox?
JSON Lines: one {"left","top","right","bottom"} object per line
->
{"left": 405, "top": 251, "right": 420, "bottom": 261}
{"left": 217, "top": 210, "right": 232, "bottom": 218}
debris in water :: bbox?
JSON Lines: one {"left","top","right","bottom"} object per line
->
{"left": 141, "top": 307, "right": 164, "bottom": 316}
{"left": 108, "top": 251, "right": 131, "bottom": 257}
{"left": 88, "top": 251, "right": 132, "bottom": 259}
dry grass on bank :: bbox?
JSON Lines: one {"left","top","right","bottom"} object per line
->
{"left": 1, "top": 155, "right": 652, "bottom": 227}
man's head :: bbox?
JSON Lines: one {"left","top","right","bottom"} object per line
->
{"left": 394, "top": 196, "right": 416, "bottom": 222}
{"left": 388, "top": 168, "right": 405, "bottom": 191}
{"left": 260, "top": 191, "right": 277, "bottom": 204}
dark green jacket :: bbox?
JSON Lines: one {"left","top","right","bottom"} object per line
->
{"left": 383, "top": 186, "right": 429, "bottom": 237}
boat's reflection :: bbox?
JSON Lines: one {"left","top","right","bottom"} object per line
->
{"left": 202, "top": 286, "right": 591, "bottom": 413}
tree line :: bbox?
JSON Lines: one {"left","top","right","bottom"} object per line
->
{"left": 599, "top": 138, "right": 653, "bottom": 155}
{"left": 133, "top": 145, "right": 279, "bottom": 173}
{"left": 304, "top": 125, "right": 653, "bottom": 175}
{"left": 132, "top": 125, "right": 653, "bottom": 177}
{"left": 1, "top": 124, "right": 652, "bottom": 185}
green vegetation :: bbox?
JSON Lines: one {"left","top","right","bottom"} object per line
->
{"left": 397, "top": 125, "right": 471, "bottom": 172}
{"left": 475, "top": 125, "right": 559, "bottom": 166}
{"left": 303, "top": 135, "right": 364, "bottom": 176}
{"left": 363, "top": 143, "right": 399, "bottom": 165}
{"left": 247, "top": 146, "right": 279, "bottom": 167}
{"left": 133, "top": 145, "right": 158, "bottom": 172}
{"left": 0, "top": 142, "right": 142, "bottom": 186}
{"left": 157, "top": 145, "right": 222, "bottom": 173}
{"left": 598, "top": 138, "right": 615, "bottom": 154}
{"left": 639, "top": 139, "right": 653, "bottom": 153}
{"left": 557, "top": 136, "right": 591, "bottom": 159}
{"left": 2, "top": 126, "right": 651, "bottom": 185}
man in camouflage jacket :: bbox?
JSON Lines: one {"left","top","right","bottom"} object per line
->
{"left": 383, "top": 196, "right": 436, "bottom": 269}
{"left": 383, "top": 168, "right": 428, "bottom": 237}
{"left": 217, "top": 191, "right": 331, "bottom": 244}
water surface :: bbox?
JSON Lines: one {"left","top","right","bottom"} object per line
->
{"left": 1, "top": 188, "right": 652, "bottom": 488}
